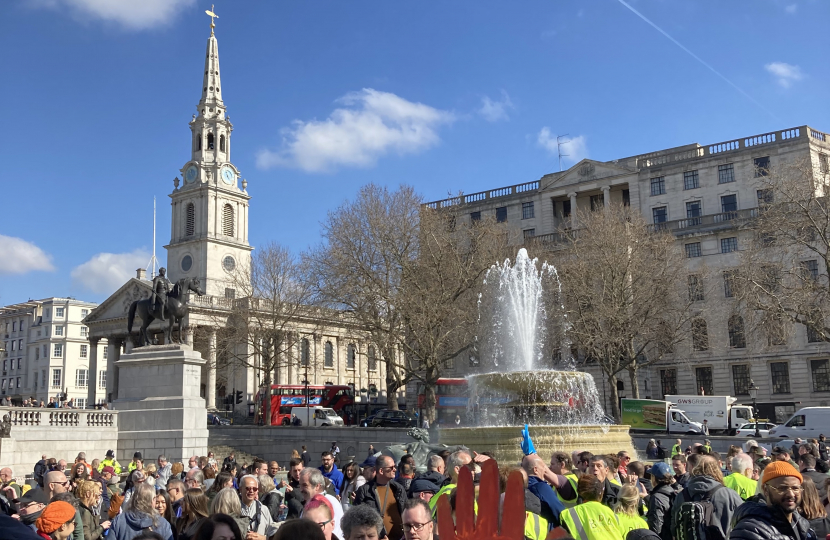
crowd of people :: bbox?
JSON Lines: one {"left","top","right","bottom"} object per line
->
{"left": 0, "top": 435, "right": 829, "bottom": 540}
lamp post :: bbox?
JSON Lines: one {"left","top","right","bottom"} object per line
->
{"left": 749, "top": 379, "right": 760, "bottom": 439}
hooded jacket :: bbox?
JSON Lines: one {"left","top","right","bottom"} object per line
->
{"left": 729, "top": 499, "right": 818, "bottom": 540}
{"left": 110, "top": 510, "right": 174, "bottom": 540}
{"left": 670, "top": 475, "right": 742, "bottom": 539}
{"left": 319, "top": 463, "right": 345, "bottom": 495}
{"left": 647, "top": 482, "right": 678, "bottom": 540}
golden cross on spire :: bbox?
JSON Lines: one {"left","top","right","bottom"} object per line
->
{"left": 205, "top": 5, "right": 218, "bottom": 34}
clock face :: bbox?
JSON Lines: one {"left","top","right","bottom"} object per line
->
{"left": 185, "top": 165, "right": 198, "bottom": 183}
{"left": 221, "top": 166, "right": 235, "bottom": 185}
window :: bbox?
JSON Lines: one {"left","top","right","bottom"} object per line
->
{"left": 185, "top": 203, "right": 195, "bottom": 236}
{"left": 660, "top": 369, "right": 677, "bottom": 396}
{"left": 41, "top": 370, "right": 46, "bottom": 388}
{"left": 522, "top": 202, "right": 535, "bottom": 219}
{"left": 52, "top": 368, "right": 62, "bottom": 388}
{"left": 80, "top": 345, "right": 88, "bottom": 358}
{"left": 19, "top": 321, "right": 23, "bottom": 331}
{"left": 718, "top": 163, "right": 735, "bottom": 184}
{"left": 807, "top": 320, "right": 825, "bottom": 343}
{"left": 732, "top": 364, "right": 751, "bottom": 396}
{"left": 720, "top": 237, "right": 738, "bottom": 253}
{"left": 688, "top": 275, "right": 704, "bottom": 302}
{"left": 42, "top": 345, "right": 47, "bottom": 358}
{"left": 219, "top": 134, "right": 226, "bottom": 152}
{"left": 470, "top": 211, "right": 481, "bottom": 222}
{"left": 75, "top": 398, "right": 86, "bottom": 409}
{"left": 685, "top": 242, "right": 702, "bottom": 258}
{"left": 590, "top": 194, "right": 604, "bottom": 211}
{"left": 35, "top": 348, "right": 39, "bottom": 360}
{"left": 9, "top": 341, "right": 14, "bottom": 352}
{"left": 495, "top": 207, "right": 507, "bottom": 223}
{"left": 728, "top": 315, "right": 746, "bottom": 348}
{"left": 8, "top": 379, "right": 13, "bottom": 390}
{"left": 721, "top": 194, "right": 738, "bottom": 214}
{"left": 207, "top": 132, "right": 214, "bottom": 150}
{"left": 81, "top": 309, "right": 88, "bottom": 318}
{"left": 652, "top": 207, "right": 667, "bottom": 224}
{"left": 562, "top": 200, "right": 571, "bottom": 218}
{"left": 622, "top": 189, "right": 630, "bottom": 207}
{"left": 368, "top": 346, "right": 377, "bottom": 371}
{"left": 650, "top": 176, "right": 666, "bottom": 196}
{"left": 55, "top": 307, "right": 64, "bottom": 318}
{"left": 224, "top": 288, "right": 235, "bottom": 300}
{"left": 11, "top": 322, "right": 16, "bottom": 332}
{"left": 802, "top": 260, "right": 819, "bottom": 282}
{"left": 80, "top": 326, "right": 88, "bottom": 338}
{"left": 757, "top": 189, "right": 773, "bottom": 206}
{"left": 223, "top": 204, "right": 234, "bottom": 236}
{"left": 54, "top": 326, "right": 63, "bottom": 336}
{"left": 811, "top": 360, "right": 830, "bottom": 392}
{"left": 16, "top": 359, "right": 20, "bottom": 370}
{"left": 820, "top": 153, "right": 829, "bottom": 174}
{"left": 324, "top": 341, "right": 333, "bottom": 368}
{"left": 754, "top": 156, "right": 770, "bottom": 177}
{"left": 2, "top": 360, "right": 6, "bottom": 371}
{"left": 301, "top": 338, "right": 310, "bottom": 367}
{"left": 692, "top": 318, "right": 709, "bottom": 351}
{"left": 53, "top": 344, "right": 63, "bottom": 357}
{"left": 103, "top": 347, "right": 108, "bottom": 360}
{"left": 196, "top": 132, "right": 202, "bottom": 151}
{"left": 686, "top": 201, "right": 702, "bottom": 225}
{"left": 696, "top": 367, "right": 714, "bottom": 396}
{"left": 523, "top": 229, "right": 536, "bottom": 240}
{"left": 771, "top": 362, "right": 791, "bottom": 394}
{"left": 76, "top": 369, "right": 88, "bottom": 388}
{"left": 17, "top": 340, "right": 21, "bottom": 351}
{"left": 99, "top": 370, "right": 107, "bottom": 388}
{"left": 684, "top": 170, "right": 699, "bottom": 190}
{"left": 347, "top": 344, "right": 356, "bottom": 369}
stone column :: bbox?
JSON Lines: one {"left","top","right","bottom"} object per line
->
{"left": 184, "top": 324, "right": 195, "bottom": 346}
{"left": 568, "top": 192, "right": 578, "bottom": 229}
{"left": 87, "top": 338, "right": 99, "bottom": 407}
{"left": 107, "top": 338, "right": 123, "bottom": 403}
{"left": 207, "top": 328, "right": 217, "bottom": 410}
{"left": 602, "top": 186, "right": 611, "bottom": 213}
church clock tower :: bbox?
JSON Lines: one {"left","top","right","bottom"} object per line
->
{"left": 166, "top": 18, "right": 252, "bottom": 298}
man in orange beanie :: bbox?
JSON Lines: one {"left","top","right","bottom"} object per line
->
{"left": 35, "top": 500, "right": 76, "bottom": 540}
{"left": 729, "top": 461, "right": 817, "bottom": 540}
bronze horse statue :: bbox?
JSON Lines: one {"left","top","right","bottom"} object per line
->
{"left": 127, "top": 277, "right": 204, "bottom": 346}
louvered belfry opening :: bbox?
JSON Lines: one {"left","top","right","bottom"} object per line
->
{"left": 223, "top": 204, "right": 234, "bottom": 236}
{"left": 186, "top": 203, "right": 195, "bottom": 236}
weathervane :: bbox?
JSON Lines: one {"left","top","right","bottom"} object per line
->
{"left": 206, "top": 5, "right": 218, "bottom": 35}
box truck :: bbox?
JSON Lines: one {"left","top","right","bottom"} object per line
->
{"left": 665, "top": 395, "right": 753, "bottom": 435}
{"left": 620, "top": 399, "right": 704, "bottom": 433}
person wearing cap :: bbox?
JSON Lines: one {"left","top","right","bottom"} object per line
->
{"left": 723, "top": 453, "right": 757, "bottom": 500}
{"left": 360, "top": 455, "right": 377, "bottom": 485}
{"left": 97, "top": 450, "right": 121, "bottom": 475}
{"left": 772, "top": 446, "right": 799, "bottom": 469}
{"left": 35, "top": 500, "right": 76, "bottom": 540}
{"left": 646, "top": 462, "right": 677, "bottom": 540}
{"left": 730, "top": 461, "right": 817, "bottom": 540}
{"left": 97, "top": 466, "right": 118, "bottom": 511}
{"left": 408, "top": 478, "right": 440, "bottom": 502}
{"left": 17, "top": 487, "right": 51, "bottom": 533}
{"left": 127, "top": 452, "right": 143, "bottom": 473}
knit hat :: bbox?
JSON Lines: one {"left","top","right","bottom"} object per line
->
{"left": 35, "top": 500, "right": 76, "bottom": 534}
{"left": 101, "top": 466, "right": 115, "bottom": 476}
{"left": 761, "top": 461, "right": 803, "bottom": 485}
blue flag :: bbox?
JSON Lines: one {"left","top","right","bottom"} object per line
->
{"left": 520, "top": 424, "right": 536, "bottom": 455}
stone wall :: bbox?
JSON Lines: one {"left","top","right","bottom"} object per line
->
{"left": 208, "top": 426, "right": 415, "bottom": 464}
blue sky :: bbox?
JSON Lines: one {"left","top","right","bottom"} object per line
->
{"left": 1, "top": 0, "right": 828, "bottom": 305}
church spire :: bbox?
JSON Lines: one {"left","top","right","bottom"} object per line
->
{"left": 199, "top": 7, "right": 224, "bottom": 113}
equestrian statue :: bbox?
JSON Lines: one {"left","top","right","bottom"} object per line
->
{"left": 127, "top": 268, "right": 205, "bottom": 346}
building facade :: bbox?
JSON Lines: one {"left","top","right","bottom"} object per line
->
{"left": 425, "top": 126, "right": 830, "bottom": 422}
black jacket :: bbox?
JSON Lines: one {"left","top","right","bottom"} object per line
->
{"left": 808, "top": 516, "right": 830, "bottom": 538}
{"left": 801, "top": 469, "right": 827, "bottom": 502}
{"left": 285, "top": 478, "right": 305, "bottom": 519}
{"left": 601, "top": 478, "right": 621, "bottom": 508}
{"left": 647, "top": 483, "right": 676, "bottom": 540}
{"left": 354, "top": 479, "right": 407, "bottom": 538}
{"left": 729, "top": 500, "right": 818, "bottom": 540}
{"left": 420, "top": 471, "right": 447, "bottom": 487}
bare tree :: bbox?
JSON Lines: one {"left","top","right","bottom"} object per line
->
{"left": 551, "top": 205, "right": 696, "bottom": 420}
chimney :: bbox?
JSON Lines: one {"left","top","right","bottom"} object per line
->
{"left": 136, "top": 268, "right": 147, "bottom": 280}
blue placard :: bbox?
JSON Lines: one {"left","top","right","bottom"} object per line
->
{"left": 438, "top": 396, "right": 469, "bottom": 407}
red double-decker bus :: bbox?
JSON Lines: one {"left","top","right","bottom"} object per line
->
{"left": 417, "top": 378, "right": 469, "bottom": 425}
{"left": 257, "top": 384, "right": 354, "bottom": 425}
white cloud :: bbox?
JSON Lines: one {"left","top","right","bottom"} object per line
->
{"left": 537, "top": 128, "right": 589, "bottom": 165}
{"left": 256, "top": 88, "right": 455, "bottom": 173}
{"left": 785, "top": 4, "right": 797, "bottom": 14}
{"left": 478, "top": 91, "right": 514, "bottom": 122}
{"left": 0, "top": 235, "right": 55, "bottom": 275}
{"left": 28, "top": 0, "right": 195, "bottom": 30}
{"left": 71, "top": 249, "right": 150, "bottom": 294}
{"left": 765, "top": 62, "right": 803, "bottom": 88}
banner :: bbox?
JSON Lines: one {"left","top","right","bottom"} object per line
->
{"left": 620, "top": 399, "right": 667, "bottom": 430}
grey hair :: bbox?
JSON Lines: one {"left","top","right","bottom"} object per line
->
{"left": 342, "top": 504, "right": 383, "bottom": 538}
{"left": 299, "top": 467, "right": 325, "bottom": 488}
{"left": 210, "top": 487, "right": 241, "bottom": 517}
{"left": 731, "top": 453, "right": 754, "bottom": 475}
{"left": 447, "top": 450, "right": 472, "bottom": 473}
{"left": 187, "top": 468, "right": 205, "bottom": 487}
{"left": 239, "top": 474, "right": 259, "bottom": 488}
{"left": 129, "top": 483, "right": 160, "bottom": 527}
{"left": 158, "top": 455, "right": 167, "bottom": 462}
{"left": 427, "top": 455, "right": 444, "bottom": 471}
{"left": 258, "top": 474, "right": 275, "bottom": 494}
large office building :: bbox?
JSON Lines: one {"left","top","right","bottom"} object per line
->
{"left": 424, "top": 125, "right": 830, "bottom": 422}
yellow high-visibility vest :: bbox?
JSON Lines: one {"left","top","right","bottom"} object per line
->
{"left": 559, "top": 501, "right": 625, "bottom": 540}
{"left": 723, "top": 472, "right": 757, "bottom": 500}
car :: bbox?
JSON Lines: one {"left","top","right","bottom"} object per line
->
{"left": 207, "top": 413, "right": 230, "bottom": 426}
{"left": 735, "top": 422, "right": 777, "bottom": 437}
{"left": 360, "top": 415, "right": 377, "bottom": 427}
{"left": 370, "top": 409, "right": 415, "bottom": 428}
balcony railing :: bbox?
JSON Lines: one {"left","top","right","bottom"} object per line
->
{"left": 0, "top": 407, "right": 118, "bottom": 428}
{"left": 648, "top": 208, "right": 759, "bottom": 234}
{"left": 424, "top": 181, "right": 539, "bottom": 210}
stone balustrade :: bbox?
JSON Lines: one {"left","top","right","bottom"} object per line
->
{"left": 0, "top": 407, "right": 117, "bottom": 428}
{"left": 424, "top": 180, "right": 540, "bottom": 209}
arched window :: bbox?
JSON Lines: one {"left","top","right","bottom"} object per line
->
{"left": 222, "top": 204, "right": 234, "bottom": 236}
{"left": 301, "top": 338, "right": 310, "bottom": 367}
{"left": 692, "top": 318, "right": 709, "bottom": 351}
{"left": 325, "top": 341, "right": 333, "bottom": 367}
{"left": 347, "top": 344, "right": 356, "bottom": 369}
{"left": 207, "top": 132, "right": 214, "bottom": 150}
{"left": 196, "top": 133, "right": 202, "bottom": 151}
{"left": 616, "top": 380, "right": 625, "bottom": 392}
{"left": 728, "top": 315, "right": 746, "bottom": 349}
{"left": 368, "top": 346, "right": 377, "bottom": 371}
{"left": 219, "top": 134, "right": 225, "bottom": 152}
{"left": 185, "top": 203, "right": 195, "bottom": 236}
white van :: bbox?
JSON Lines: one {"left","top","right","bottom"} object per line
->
{"left": 768, "top": 407, "right": 830, "bottom": 438}
{"left": 293, "top": 406, "right": 344, "bottom": 427}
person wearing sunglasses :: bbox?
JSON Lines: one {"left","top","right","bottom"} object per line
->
{"left": 43, "top": 471, "right": 70, "bottom": 500}
{"left": 304, "top": 495, "right": 339, "bottom": 540}
{"left": 353, "top": 455, "right": 406, "bottom": 540}
{"left": 401, "top": 499, "right": 433, "bottom": 540}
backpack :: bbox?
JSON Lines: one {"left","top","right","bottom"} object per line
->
{"left": 676, "top": 485, "right": 726, "bottom": 540}
{"left": 656, "top": 446, "right": 667, "bottom": 459}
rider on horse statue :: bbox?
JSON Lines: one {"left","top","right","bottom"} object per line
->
{"left": 151, "top": 268, "right": 171, "bottom": 321}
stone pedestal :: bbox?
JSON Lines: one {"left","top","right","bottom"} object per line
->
{"left": 114, "top": 344, "right": 208, "bottom": 464}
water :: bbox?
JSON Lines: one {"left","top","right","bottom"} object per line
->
{"left": 471, "top": 248, "right": 606, "bottom": 427}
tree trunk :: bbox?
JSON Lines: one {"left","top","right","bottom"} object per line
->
{"left": 384, "top": 347, "right": 400, "bottom": 411}
{"left": 629, "top": 363, "right": 640, "bottom": 399}
{"left": 263, "top": 369, "right": 272, "bottom": 426}
{"left": 425, "top": 364, "right": 439, "bottom": 423}
{"left": 607, "top": 374, "right": 621, "bottom": 422}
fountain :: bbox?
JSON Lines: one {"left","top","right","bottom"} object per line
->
{"left": 438, "top": 249, "right": 635, "bottom": 464}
